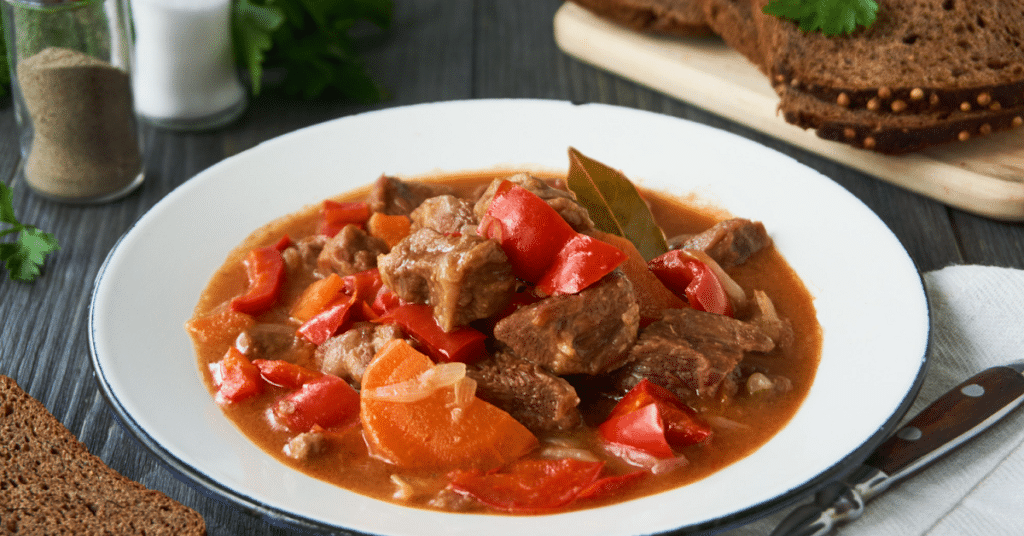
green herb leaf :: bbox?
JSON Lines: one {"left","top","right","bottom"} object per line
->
{"left": 232, "top": 0, "right": 286, "bottom": 97}
{"left": 1, "top": 184, "right": 60, "bottom": 282}
{"left": 232, "top": 0, "right": 393, "bottom": 101}
{"left": 763, "top": 0, "right": 879, "bottom": 36}
{"left": 566, "top": 148, "right": 668, "bottom": 262}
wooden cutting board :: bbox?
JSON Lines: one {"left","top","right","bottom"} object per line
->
{"left": 553, "top": 2, "right": 1024, "bottom": 221}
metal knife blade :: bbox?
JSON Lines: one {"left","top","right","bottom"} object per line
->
{"left": 771, "top": 362, "right": 1024, "bottom": 536}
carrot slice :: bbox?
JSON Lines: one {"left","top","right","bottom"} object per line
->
{"left": 360, "top": 340, "right": 538, "bottom": 471}
{"left": 367, "top": 212, "right": 411, "bottom": 248}
{"left": 185, "top": 308, "right": 255, "bottom": 352}
{"left": 291, "top": 273, "right": 346, "bottom": 323}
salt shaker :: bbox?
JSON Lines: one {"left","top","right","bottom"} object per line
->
{"left": 129, "top": 0, "right": 247, "bottom": 130}
{"left": 2, "top": 0, "right": 145, "bottom": 203}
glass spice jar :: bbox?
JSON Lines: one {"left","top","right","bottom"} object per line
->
{"left": 129, "top": 0, "right": 247, "bottom": 131}
{"left": 2, "top": 0, "right": 145, "bottom": 203}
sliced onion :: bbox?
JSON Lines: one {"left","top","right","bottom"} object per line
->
{"left": 390, "top": 475, "right": 416, "bottom": 501}
{"left": 650, "top": 454, "right": 689, "bottom": 475}
{"left": 477, "top": 214, "right": 503, "bottom": 241}
{"left": 705, "top": 415, "right": 752, "bottom": 432}
{"left": 680, "top": 249, "right": 746, "bottom": 311}
{"left": 750, "top": 290, "right": 783, "bottom": 341}
{"left": 599, "top": 440, "right": 687, "bottom": 474}
{"left": 362, "top": 362, "right": 467, "bottom": 403}
{"left": 746, "top": 372, "right": 775, "bottom": 395}
{"left": 538, "top": 445, "right": 601, "bottom": 462}
{"left": 450, "top": 376, "right": 477, "bottom": 409}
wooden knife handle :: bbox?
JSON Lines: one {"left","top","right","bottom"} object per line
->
{"left": 865, "top": 366, "right": 1024, "bottom": 479}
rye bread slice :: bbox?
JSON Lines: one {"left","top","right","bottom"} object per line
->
{"left": 753, "top": 0, "right": 1024, "bottom": 116}
{"left": 778, "top": 84, "right": 1024, "bottom": 153}
{"left": 569, "top": 0, "right": 713, "bottom": 37}
{"left": 0, "top": 375, "right": 207, "bottom": 535}
{"left": 702, "top": 0, "right": 765, "bottom": 69}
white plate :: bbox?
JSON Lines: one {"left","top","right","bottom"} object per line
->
{"left": 89, "top": 99, "right": 929, "bottom": 535}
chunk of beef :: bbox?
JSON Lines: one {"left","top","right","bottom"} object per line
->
{"left": 314, "top": 322, "right": 407, "bottom": 387}
{"left": 284, "top": 430, "right": 327, "bottom": 461}
{"left": 282, "top": 234, "right": 327, "bottom": 275}
{"left": 409, "top": 195, "right": 478, "bottom": 235}
{"left": 369, "top": 175, "right": 455, "bottom": 216}
{"left": 468, "top": 351, "right": 582, "bottom": 434}
{"left": 235, "top": 323, "right": 314, "bottom": 363}
{"left": 280, "top": 235, "right": 328, "bottom": 299}
{"left": 474, "top": 173, "right": 596, "bottom": 233}
{"left": 377, "top": 228, "right": 515, "bottom": 332}
{"left": 493, "top": 270, "right": 639, "bottom": 375}
{"left": 317, "top": 224, "right": 389, "bottom": 277}
{"left": 672, "top": 218, "right": 771, "bottom": 268}
{"left": 613, "top": 308, "right": 774, "bottom": 401}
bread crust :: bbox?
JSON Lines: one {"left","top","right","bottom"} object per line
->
{"left": 569, "top": 0, "right": 713, "bottom": 37}
{"left": 702, "top": 0, "right": 765, "bottom": 70}
{"left": 569, "top": 0, "right": 1024, "bottom": 153}
{"left": 0, "top": 375, "right": 207, "bottom": 535}
{"left": 754, "top": 0, "right": 1024, "bottom": 115}
{"left": 778, "top": 85, "right": 1024, "bottom": 153}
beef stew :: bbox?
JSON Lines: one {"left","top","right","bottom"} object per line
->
{"left": 186, "top": 152, "right": 821, "bottom": 514}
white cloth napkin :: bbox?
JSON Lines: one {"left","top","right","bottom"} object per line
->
{"left": 722, "top": 265, "right": 1024, "bottom": 536}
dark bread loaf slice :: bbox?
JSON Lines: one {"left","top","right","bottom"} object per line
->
{"left": 569, "top": 0, "right": 713, "bottom": 37}
{"left": 0, "top": 375, "right": 207, "bottom": 535}
{"left": 702, "top": 0, "right": 765, "bottom": 69}
{"left": 778, "top": 84, "right": 1024, "bottom": 153}
{"left": 753, "top": 0, "right": 1024, "bottom": 116}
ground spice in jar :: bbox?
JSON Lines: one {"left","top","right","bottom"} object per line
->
{"left": 17, "top": 46, "right": 143, "bottom": 200}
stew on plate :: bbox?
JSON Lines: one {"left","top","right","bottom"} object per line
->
{"left": 186, "top": 149, "right": 821, "bottom": 514}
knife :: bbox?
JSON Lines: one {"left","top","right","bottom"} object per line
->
{"left": 771, "top": 361, "right": 1024, "bottom": 536}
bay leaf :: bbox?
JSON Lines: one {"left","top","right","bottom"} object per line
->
{"left": 566, "top": 147, "right": 668, "bottom": 262}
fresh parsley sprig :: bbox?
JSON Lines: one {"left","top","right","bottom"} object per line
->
{"left": 232, "top": 0, "right": 393, "bottom": 101}
{"left": 763, "top": 0, "right": 879, "bottom": 36}
{"left": 1, "top": 183, "right": 59, "bottom": 282}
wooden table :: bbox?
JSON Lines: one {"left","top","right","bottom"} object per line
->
{"left": 1, "top": 1, "right": 1022, "bottom": 534}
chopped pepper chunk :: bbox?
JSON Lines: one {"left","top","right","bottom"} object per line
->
{"left": 378, "top": 304, "right": 487, "bottom": 364}
{"left": 448, "top": 458, "right": 606, "bottom": 513}
{"left": 230, "top": 246, "right": 286, "bottom": 316}
{"left": 210, "top": 347, "right": 264, "bottom": 404}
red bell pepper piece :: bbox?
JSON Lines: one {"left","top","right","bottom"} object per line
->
{"left": 598, "top": 403, "right": 674, "bottom": 459}
{"left": 273, "top": 234, "right": 293, "bottom": 252}
{"left": 478, "top": 182, "right": 577, "bottom": 283}
{"left": 378, "top": 304, "right": 487, "bottom": 364}
{"left": 371, "top": 286, "right": 404, "bottom": 316}
{"left": 600, "top": 379, "right": 712, "bottom": 457}
{"left": 342, "top": 268, "right": 384, "bottom": 300}
{"left": 230, "top": 246, "right": 286, "bottom": 316}
{"left": 209, "top": 347, "right": 264, "bottom": 403}
{"left": 318, "top": 200, "right": 371, "bottom": 237}
{"left": 575, "top": 470, "right": 646, "bottom": 502}
{"left": 536, "top": 233, "right": 626, "bottom": 296}
{"left": 448, "top": 458, "right": 606, "bottom": 513}
{"left": 297, "top": 293, "right": 357, "bottom": 345}
{"left": 252, "top": 359, "right": 323, "bottom": 389}
{"left": 615, "top": 380, "right": 711, "bottom": 447}
{"left": 648, "top": 250, "right": 733, "bottom": 317}
{"left": 272, "top": 374, "right": 360, "bottom": 433}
